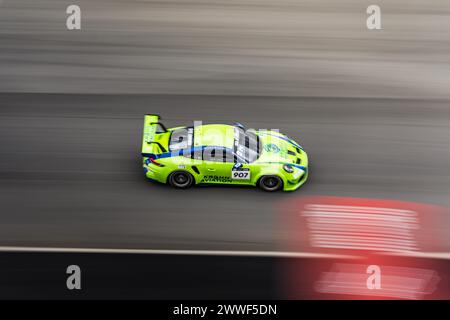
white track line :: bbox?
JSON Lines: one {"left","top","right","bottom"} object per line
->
{"left": 0, "top": 246, "right": 448, "bottom": 259}
{"left": 382, "top": 251, "right": 450, "bottom": 260}
{"left": 0, "top": 246, "right": 356, "bottom": 259}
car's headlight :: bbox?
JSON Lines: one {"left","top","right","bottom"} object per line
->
{"left": 283, "top": 164, "right": 294, "bottom": 173}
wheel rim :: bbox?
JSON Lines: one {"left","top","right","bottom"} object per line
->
{"left": 172, "top": 172, "right": 191, "bottom": 188}
{"left": 262, "top": 176, "right": 281, "bottom": 191}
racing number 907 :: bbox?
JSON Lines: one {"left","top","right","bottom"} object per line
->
{"left": 232, "top": 170, "right": 250, "bottom": 180}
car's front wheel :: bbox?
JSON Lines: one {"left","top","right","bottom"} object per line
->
{"left": 168, "top": 171, "right": 194, "bottom": 189}
{"left": 259, "top": 175, "right": 283, "bottom": 192}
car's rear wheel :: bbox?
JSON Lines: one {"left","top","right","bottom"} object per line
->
{"left": 168, "top": 171, "right": 194, "bottom": 189}
{"left": 259, "top": 175, "right": 283, "bottom": 192}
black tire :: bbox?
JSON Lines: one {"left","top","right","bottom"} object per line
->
{"left": 259, "top": 175, "right": 283, "bottom": 192}
{"left": 168, "top": 171, "right": 194, "bottom": 189}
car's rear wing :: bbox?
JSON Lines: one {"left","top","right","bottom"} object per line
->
{"left": 142, "top": 114, "right": 168, "bottom": 155}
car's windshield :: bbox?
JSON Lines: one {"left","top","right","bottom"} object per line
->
{"left": 233, "top": 127, "right": 261, "bottom": 163}
{"left": 169, "top": 127, "right": 193, "bottom": 151}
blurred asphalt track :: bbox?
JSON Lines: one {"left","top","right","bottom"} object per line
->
{"left": 1, "top": 94, "right": 450, "bottom": 251}
{"left": 1, "top": 0, "right": 450, "bottom": 252}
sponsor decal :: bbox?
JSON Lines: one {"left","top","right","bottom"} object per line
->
{"left": 264, "top": 143, "right": 280, "bottom": 153}
{"left": 232, "top": 163, "right": 243, "bottom": 170}
{"left": 201, "top": 175, "right": 232, "bottom": 183}
{"left": 231, "top": 165, "right": 251, "bottom": 180}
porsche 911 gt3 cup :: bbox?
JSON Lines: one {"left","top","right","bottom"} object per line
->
{"left": 141, "top": 115, "right": 308, "bottom": 191}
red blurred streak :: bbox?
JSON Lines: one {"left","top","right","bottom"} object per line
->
{"left": 281, "top": 196, "right": 450, "bottom": 254}
{"left": 279, "top": 196, "right": 450, "bottom": 299}
{"left": 315, "top": 263, "right": 440, "bottom": 300}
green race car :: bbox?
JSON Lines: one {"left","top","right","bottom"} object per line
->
{"left": 142, "top": 115, "right": 308, "bottom": 192}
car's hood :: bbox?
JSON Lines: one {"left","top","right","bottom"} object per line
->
{"left": 256, "top": 131, "right": 307, "bottom": 166}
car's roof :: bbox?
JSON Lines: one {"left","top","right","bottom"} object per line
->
{"left": 193, "top": 124, "right": 235, "bottom": 149}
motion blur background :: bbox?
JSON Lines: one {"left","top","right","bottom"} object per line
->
{"left": 0, "top": 0, "right": 450, "bottom": 298}
{"left": 1, "top": 0, "right": 450, "bottom": 97}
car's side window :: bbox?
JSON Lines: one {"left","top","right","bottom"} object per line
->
{"left": 223, "top": 149, "right": 236, "bottom": 163}
{"left": 203, "top": 147, "right": 222, "bottom": 162}
{"left": 182, "top": 149, "right": 192, "bottom": 159}
{"left": 193, "top": 149, "right": 202, "bottom": 160}
{"left": 179, "top": 147, "right": 238, "bottom": 162}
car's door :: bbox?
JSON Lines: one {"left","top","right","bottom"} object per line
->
{"left": 199, "top": 147, "right": 234, "bottom": 184}
{"left": 216, "top": 148, "right": 253, "bottom": 186}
